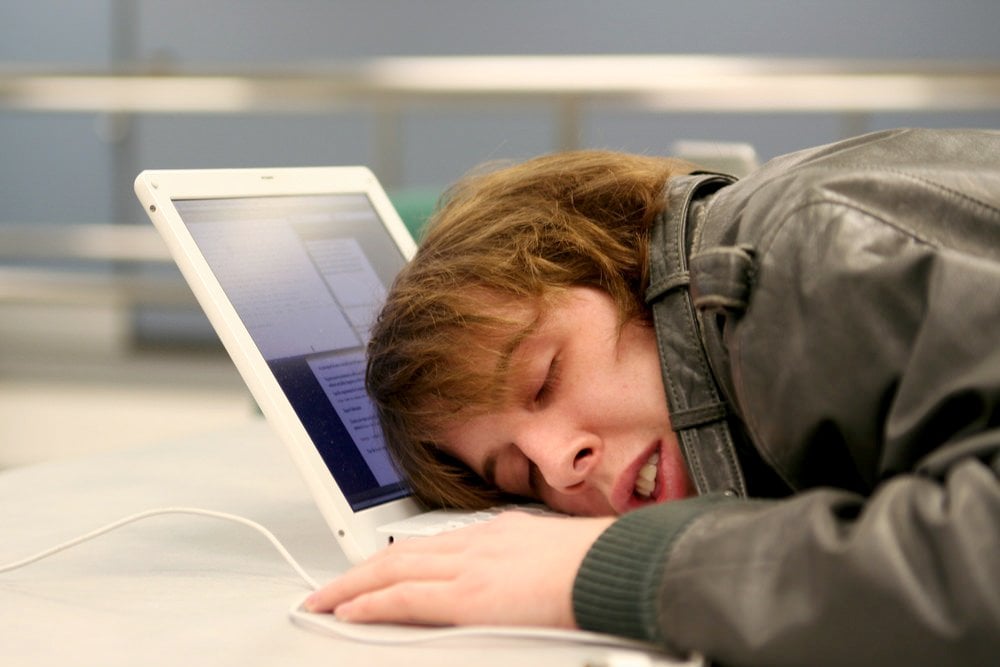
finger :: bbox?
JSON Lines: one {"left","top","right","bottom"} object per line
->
{"left": 333, "top": 580, "right": 464, "bottom": 626}
{"left": 305, "top": 525, "right": 491, "bottom": 613}
{"left": 305, "top": 551, "right": 458, "bottom": 613}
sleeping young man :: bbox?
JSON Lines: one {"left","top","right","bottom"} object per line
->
{"left": 306, "top": 128, "right": 1000, "bottom": 667}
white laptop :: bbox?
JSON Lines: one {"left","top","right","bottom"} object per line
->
{"left": 135, "top": 167, "right": 520, "bottom": 564}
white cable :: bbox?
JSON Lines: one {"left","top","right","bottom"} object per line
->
{"left": 290, "top": 596, "right": 654, "bottom": 646}
{"left": 289, "top": 599, "right": 706, "bottom": 665}
{"left": 2, "top": 507, "right": 705, "bottom": 664}
{"left": 0, "top": 506, "right": 320, "bottom": 590}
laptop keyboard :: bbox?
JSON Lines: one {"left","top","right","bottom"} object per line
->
{"left": 379, "top": 504, "right": 561, "bottom": 540}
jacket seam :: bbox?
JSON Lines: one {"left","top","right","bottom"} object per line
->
{"left": 804, "top": 164, "right": 1000, "bottom": 218}
{"left": 728, "top": 192, "right": 929, "bottom": 492}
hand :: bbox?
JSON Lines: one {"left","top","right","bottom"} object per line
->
{"left": 304, "top": 511, "right": 614, "bottom": 628}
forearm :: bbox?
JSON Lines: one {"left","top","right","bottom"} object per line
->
{"left": 574, "top": 454, "right": 1000, "bottom": 667}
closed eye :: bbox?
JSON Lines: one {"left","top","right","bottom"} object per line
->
{"left": 534, "top": 355, "right": 561, "bottom": 405}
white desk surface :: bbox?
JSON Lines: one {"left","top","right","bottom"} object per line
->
{"left": 0, "top": 420, "right": 686, "bottom": 666}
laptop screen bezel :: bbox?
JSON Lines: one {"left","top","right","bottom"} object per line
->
{"left": 135, "top": 167, "right": 423, "bottom": 563}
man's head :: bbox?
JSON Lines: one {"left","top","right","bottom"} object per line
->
{"left": 366, "top": 150, "right": 696, "bottom": 509}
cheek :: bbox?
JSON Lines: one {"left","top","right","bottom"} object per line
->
{"left": 440, "top": 418, "right": 495, "bottom": 472}
{"left": 543, "top": 489, "right": 616, "bottom": 517}
{"left": 601, "top": 326, "right": 666, "bottom": 408}
{"left": 630, "top": 328, "right": 668, "bottom": 401}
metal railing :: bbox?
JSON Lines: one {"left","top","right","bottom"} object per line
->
{"left": 3, "top": 55, "right": 1000, "bottom": 307}
{"left": 0, "top": 223, "right": 192, "bottom": 306}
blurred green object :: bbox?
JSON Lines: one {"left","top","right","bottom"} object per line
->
{"left": 388, "top": 188, "right": 440, "bottom": 241}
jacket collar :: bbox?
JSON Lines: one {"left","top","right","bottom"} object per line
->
{"left": 645, "top": 173, "right": 747, "bottom": 497}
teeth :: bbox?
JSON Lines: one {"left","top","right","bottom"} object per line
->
{"left": 634, "top": 451, "right": 660, "bottom": 498}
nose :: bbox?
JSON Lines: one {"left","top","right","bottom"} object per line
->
{"left": 517, "top": 423, "right": 600, "bottom": 492}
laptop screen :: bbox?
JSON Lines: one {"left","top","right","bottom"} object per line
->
{"left": 174, "top": 193, "right": 410, "bottom": 511}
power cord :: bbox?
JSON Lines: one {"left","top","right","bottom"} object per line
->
{"left": 0, "top": 506, "right": 319, "bottom": 590}
{"left": 1, "top": 506, "right": 704, "bottom": 665}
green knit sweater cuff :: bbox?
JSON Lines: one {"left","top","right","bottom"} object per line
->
{"left": 572, "top": 494, "right": 735, "bottom": 643}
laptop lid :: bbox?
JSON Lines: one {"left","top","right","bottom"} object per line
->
{"left": 135, "top": 167, "right": 423, "bottom": 563}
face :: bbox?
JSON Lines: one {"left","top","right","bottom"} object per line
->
{"left": 442, "top": 287, "right": 692, "bottom": 516}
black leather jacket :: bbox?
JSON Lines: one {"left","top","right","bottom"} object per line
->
{"left": 573, "top": 128, "right": 1000, "bottom": 666}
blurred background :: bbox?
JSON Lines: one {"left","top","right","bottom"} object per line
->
{"left": 2, "top": 0, "right": 1000, "bottom": 468}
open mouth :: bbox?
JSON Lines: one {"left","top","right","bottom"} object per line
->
{"left": 633, "top": 450, "right": 660, "bottom": 499}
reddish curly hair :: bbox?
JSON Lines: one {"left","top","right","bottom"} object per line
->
{"left": 366, "top": 150, "right": 696, "bottom": 508}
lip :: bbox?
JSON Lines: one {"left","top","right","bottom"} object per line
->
{"left": 610, "top": 441, "right": 665, "bottom": 514}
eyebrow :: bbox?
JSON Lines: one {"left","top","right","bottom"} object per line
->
{"left": 493, "top": 317, "right": 541, "bottom": 384}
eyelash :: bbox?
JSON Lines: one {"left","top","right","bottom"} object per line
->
{"left": 534, "top": 356, "right": 561, "bottom": 404}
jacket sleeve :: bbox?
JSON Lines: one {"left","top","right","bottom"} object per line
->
{"left": 575, "top": 130, "right": 1000, "bottom": 666}
{"left": 574, "top": 449, "right": 1000, "bottom": 666}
